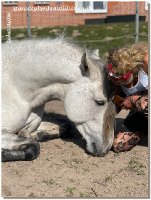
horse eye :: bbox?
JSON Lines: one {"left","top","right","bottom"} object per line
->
{"left": 95, "top": 99, "right": 106, "bottom": 106}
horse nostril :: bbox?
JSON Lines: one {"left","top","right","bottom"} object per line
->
{"left": 92, "top": 142, "right": 97, "bottom": 156}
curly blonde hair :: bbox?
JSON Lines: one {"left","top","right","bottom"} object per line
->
{"left": 108, "top": 42, "right": 148, "bottom": 76}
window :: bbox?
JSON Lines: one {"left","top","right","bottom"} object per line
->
{"left": 34, "top": 1, "right": 50, "bottom": 5}
{"left": 55, "top": 1, "right": 62, "bottom": 5}
{"left": 75, "top": 1, "right": 107, "bottom": 13}
{"left": 3, "top": 1, "right": 18, "bottom": 5}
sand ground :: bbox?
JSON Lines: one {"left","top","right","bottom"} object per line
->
{"left": 1, "top": 101, "right": 149, "bottom": 198}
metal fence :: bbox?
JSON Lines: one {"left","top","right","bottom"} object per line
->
{"left": 2, "top": 1, "right": 148, "bottom": 53}
{"left": 24, "top": 1, "right": 148, "bottom": 43}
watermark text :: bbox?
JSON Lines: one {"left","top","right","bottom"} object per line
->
{"left": 13, "top": 5, "right": 92, "bottom": 12}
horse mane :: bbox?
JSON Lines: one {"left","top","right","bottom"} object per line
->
{"left": 102, "top": 65, "right": 115, "bottom": 101}
{"left": 3, "top": 36, "right": 110, "bottom": 101}
{"left": 3, "top": 35, "right": 103, "bottom": 69}
{"left": 55, "top": 35, "right": 112, "bottom": 101}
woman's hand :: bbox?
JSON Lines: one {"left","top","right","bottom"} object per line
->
{"left": 121, "top": 95, "right": 140, "bottom": 109}
{"left": 135, "top": 95, "right": 148, "bottom": 112}
{"left": 121, "top": 96, "right": 132, "bottom": 109}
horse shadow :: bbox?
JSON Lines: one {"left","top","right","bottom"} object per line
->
{"left": 41, "top": 112, "right": 87, "bottom": 152}
{"left": 41, "top": 112, "right": 148, "bottom": 153}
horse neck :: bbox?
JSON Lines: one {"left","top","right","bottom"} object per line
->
{"left": 30, "top": 83, "right": 67, "bottom": 108}
{"left": 10, "top": 39, "right": 83, "bottom": 106}
{"left": 22, "top": 39, "right": 83, "bottom": 85}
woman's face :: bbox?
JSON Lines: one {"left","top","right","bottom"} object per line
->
{"left": 109, "top": 73, "right": 134, "bottom": 86}
{"left": 107, "top": 62, "right": 133, "bottom": 86}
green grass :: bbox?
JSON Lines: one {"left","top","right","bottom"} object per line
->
{"left": 104, "top": 175, "right": 113, "bottom": 182}
{"left": 65, "top": 186, "right": 76, "bottom": 197}
{"left": 2, "top": 22, "right": 148, "bottom": 55}
{"left": 127, "top": 159, "right": 146, "bottom": 175}
{"left": 42, "top": 179, "right": 55, "bottom": 186}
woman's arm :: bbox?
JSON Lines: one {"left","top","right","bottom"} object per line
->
{"left": 121, "top": 95, "right": 148, "bottom": 117}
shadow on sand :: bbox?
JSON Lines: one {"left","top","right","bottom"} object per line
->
{"left": 42, "top": 112, "right": 87, "bottom": 152}
{"left": 42, "top": 112, "right": 148, "bottom": 154}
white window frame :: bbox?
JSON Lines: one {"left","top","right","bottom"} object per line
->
{"left": 145, "top": 1, "right": 148, "bottom": 10}
{"left": 34, "top": 1, "right": 50, "bottom": 5}
{"left": 75, "top": 1, "right": 107, "bottom": 14}
{"left": 3, "top": 1, "right": 18, "bottom": 5}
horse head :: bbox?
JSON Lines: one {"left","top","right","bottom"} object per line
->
{"left": 64, "top": 50, "right": 116, "bottom": 157}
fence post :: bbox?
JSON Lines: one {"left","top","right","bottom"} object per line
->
{"left": 26, "top": 1, "right": 31, "bottom": 38}
{"left": 135, "top": 1, "right": 139, "bottom": 43}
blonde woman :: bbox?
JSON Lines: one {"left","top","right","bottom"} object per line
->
{"left": 107, "top": 42, "right": 148, "bottom": 152}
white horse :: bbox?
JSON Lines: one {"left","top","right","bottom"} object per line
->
{"left": 2, "top": 37, "right": 116, "bottom": 162}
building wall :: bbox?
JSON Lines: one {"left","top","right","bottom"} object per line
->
{"left": 108, "top": 1, "right": 148, "bottom": 18}
{"left": 2, "top": 1, "right": 148, "bottom": 29}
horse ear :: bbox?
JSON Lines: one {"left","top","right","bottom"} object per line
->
{"left": 80, "top": 53, "right": 90, "bottom": 77}
{"left": 92, "top": 49, "right": 100, "bottom": 60}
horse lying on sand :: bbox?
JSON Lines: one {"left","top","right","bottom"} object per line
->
{"left": 2, "top": 37, "right": 116, "bottom": 162}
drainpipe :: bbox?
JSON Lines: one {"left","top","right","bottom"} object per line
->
{"left": 26, "top": 1, "right": 31, "bottom": 38}
{"left": 135, "top": 1, "right": 139, "bottom": 43}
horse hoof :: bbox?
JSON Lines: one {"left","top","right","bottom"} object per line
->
{"left": 35, "top": 131, "right": 49, "bottom": 142}
{"left": 2, "top": 140, "right": 40, "bottom": 162}
{"left": 19, "top": 140, "right": 40, "bottom": 161}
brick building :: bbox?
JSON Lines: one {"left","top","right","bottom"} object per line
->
{"left": 2, "top": 1, "right": 148, "bottom": 29}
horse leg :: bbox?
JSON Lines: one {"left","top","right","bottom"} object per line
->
{"left": 19, "top": 120, "right": 75, "bottom": 142}
{"left": 18, "top": 105, "right": 75, "bottom": 141}
{"left": 35, "top": 121, "right": 76, "bottom": 141}
{"left": 19, "top": 120, "right": 76, "bottom": 142}
{"left": 1, "top": 131, "right": 40, "bottom": 162}
{"left": 17, "top": 105, "right": 52, "bottom": 141}
{"left": 18, "top": 114, "right": 60, "bottom": 142}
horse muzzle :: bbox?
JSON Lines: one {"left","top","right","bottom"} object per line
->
{"left": 86, "top": 141, "right": 112, "bottom": 157}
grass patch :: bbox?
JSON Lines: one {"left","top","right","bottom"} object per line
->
{"left": 79, "top": 192, "right": 90, "bottom": 197}
{"left": 63, "top": 158, "right": 82, "bottom": 169}
{"left": 42, "top": 179, "right": 55, "bottom": 186}
{"left": 65, "top": 186, "right": 76, "bottom": 197}
{"left": 2, "top": 22, "right": 148, "bottom": 55}
{"left": 104, "top": 175, "right": 113, "bottom": 182}
{"left": 127, "top": 159, "right": 146, "bottom": 175}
